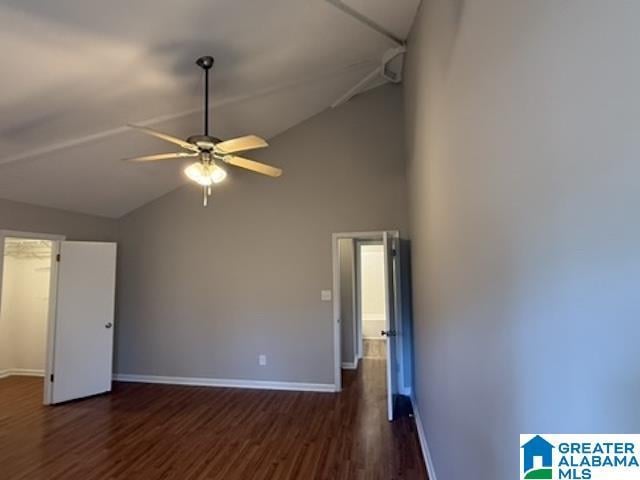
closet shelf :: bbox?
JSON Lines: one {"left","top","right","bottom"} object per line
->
{"left": 4, "top": 240, "right": 53, "bottom": 260}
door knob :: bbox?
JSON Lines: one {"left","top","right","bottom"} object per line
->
{"left": 381, "top": 330, "right": 396, "bottom": 337}
{"left": 105, "top": 322, "right": 113, "bottom": 329}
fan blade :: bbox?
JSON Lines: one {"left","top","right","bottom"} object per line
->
{"left": 215, "top": 135, "right": 268, "bottom": 154}
{"left": 125, "top": 152, "right": 198, "bottom": 162}
{"left": 128, "top": 124, "right": 199, "bottom": 152}
{"left": 223, "top": 155, "right": 282, "bottom": 177}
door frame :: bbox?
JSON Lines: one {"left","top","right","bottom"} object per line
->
{"left": 0, "top": 230, "right": 65, "bottom": 405}
{"left": 331, "top": 230, "right": 404, "bottom": 393}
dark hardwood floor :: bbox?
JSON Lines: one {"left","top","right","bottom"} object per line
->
{"left": 0, "top": 359, "right": 426, "bottom": 479}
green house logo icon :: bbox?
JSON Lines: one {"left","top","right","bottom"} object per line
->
{"left": 521, "top": 435, "right": 554, "bottom": 479}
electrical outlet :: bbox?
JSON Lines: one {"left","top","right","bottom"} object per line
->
{"left": 258, "top": 354, "right": 267, "bottom": 366}
{"left": 321, "top": 290, "right": 332, "bottom": 301}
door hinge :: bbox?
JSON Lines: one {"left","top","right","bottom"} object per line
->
{"left": 50, "top": 374, "right": 54, "bottom": 382}
{"left": 392, "top": 249, "right": 397, "bottom": 257}
{"left": 56, "top": 254, "right": 60, "bottom": 262}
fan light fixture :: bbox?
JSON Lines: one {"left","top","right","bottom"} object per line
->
{"left": 125, "top": 55, "right": 282, "bottom": 207}
{"left": 184, "top": 162, "right": 227, "bottom": 186}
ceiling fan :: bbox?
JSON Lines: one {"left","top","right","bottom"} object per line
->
{"left": 125, "top": 56, "right": 282, "bottom": 206}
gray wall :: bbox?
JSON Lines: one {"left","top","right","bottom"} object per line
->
{"left": 404, "top": 1, "right": 640, "bottom": 479}
{"left": 116, "top": 85, "right": 407, "bottom": 384}
{"left": 339, "top": 238, "right": 355, "bottom": 366}
{"left": 0, "top": 198, "right": 117, "bottom": 241}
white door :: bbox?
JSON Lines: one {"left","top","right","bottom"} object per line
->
{"left": 383, "top": 232, "right": 399, "bottom": 421}
{"left": 50, "top": 241, "right": 117, "bottom": 404}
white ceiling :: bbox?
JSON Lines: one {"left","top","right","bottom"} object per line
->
{"left": 0, "top": 0, "right": 420, "bottom": 218}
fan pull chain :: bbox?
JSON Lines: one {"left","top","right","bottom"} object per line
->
{"left": 202, "top": 185, "right": 213, "bottom": 207}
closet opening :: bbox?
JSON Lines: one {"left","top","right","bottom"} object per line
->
{"left": 0, "top": 234, "right": 60, "bottom": 403}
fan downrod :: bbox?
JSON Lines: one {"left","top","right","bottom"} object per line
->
{"left": 196, "top": 56, "right": 214, "bottom": 70}
{"left": 197, "top": 56, "right": 215, "bottom": 135}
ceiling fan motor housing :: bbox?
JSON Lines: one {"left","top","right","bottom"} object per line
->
{"left": 186, "top": 135, "right": 221, "bottom": 152}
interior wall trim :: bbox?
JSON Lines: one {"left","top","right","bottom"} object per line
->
{"left": 112, "top": 374, "right": 337, "bottom": 393}
{"left": 0, "top": 369, "right": 45, "bottom": 378}
{"left": 341, "top": 361, "right": 358, "bottom": 370}
{"left": 411, "top": 395, "right": 438, "bottom": 480}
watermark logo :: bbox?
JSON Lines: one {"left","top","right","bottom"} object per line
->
{"left": 520, "top": 435, "right": 640, "bottom": 480}
{"left": 521, "top": 435, "right": 554, "bottom": 479}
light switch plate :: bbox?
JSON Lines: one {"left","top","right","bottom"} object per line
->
{"left": 321, "top": 290, "right": 332, "bottom": 301}
{"left": 258, "top": 354, "right": 267, "bottom": 366}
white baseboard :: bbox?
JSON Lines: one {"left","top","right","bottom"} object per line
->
{"left": 14, "top": 368, "right": 45, "bottom": 377}
{"left": 341, "top": 361, "right": 358, "bottom": 370}
{"left": 411, "top": 395, "right": 438, "bottom": 480}
{"left": 0, "top": 368, "right": 44, "bottom": 378}
{"left": 113, "top": 373, "right": 336, "bottom": 393}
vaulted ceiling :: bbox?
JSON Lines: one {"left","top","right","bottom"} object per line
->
{"left": 0, "top": 0, "right": 419, "bottom": 217}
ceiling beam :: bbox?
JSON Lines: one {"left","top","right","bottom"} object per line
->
{"left": 0, "top": 61, "right": 375, "bottom": 166}
{"left": 325, "top": 0, "right": 405, "bottom": 46}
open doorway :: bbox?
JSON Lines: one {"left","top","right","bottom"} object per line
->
{"left": 358, "top": 242, "right": 387, "bottom": 361}
{"left": 333, "top": 231, "right": 405, "bottom": 421}
{"left": 0, "top": 234, "right": 61, "bottom": 404}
